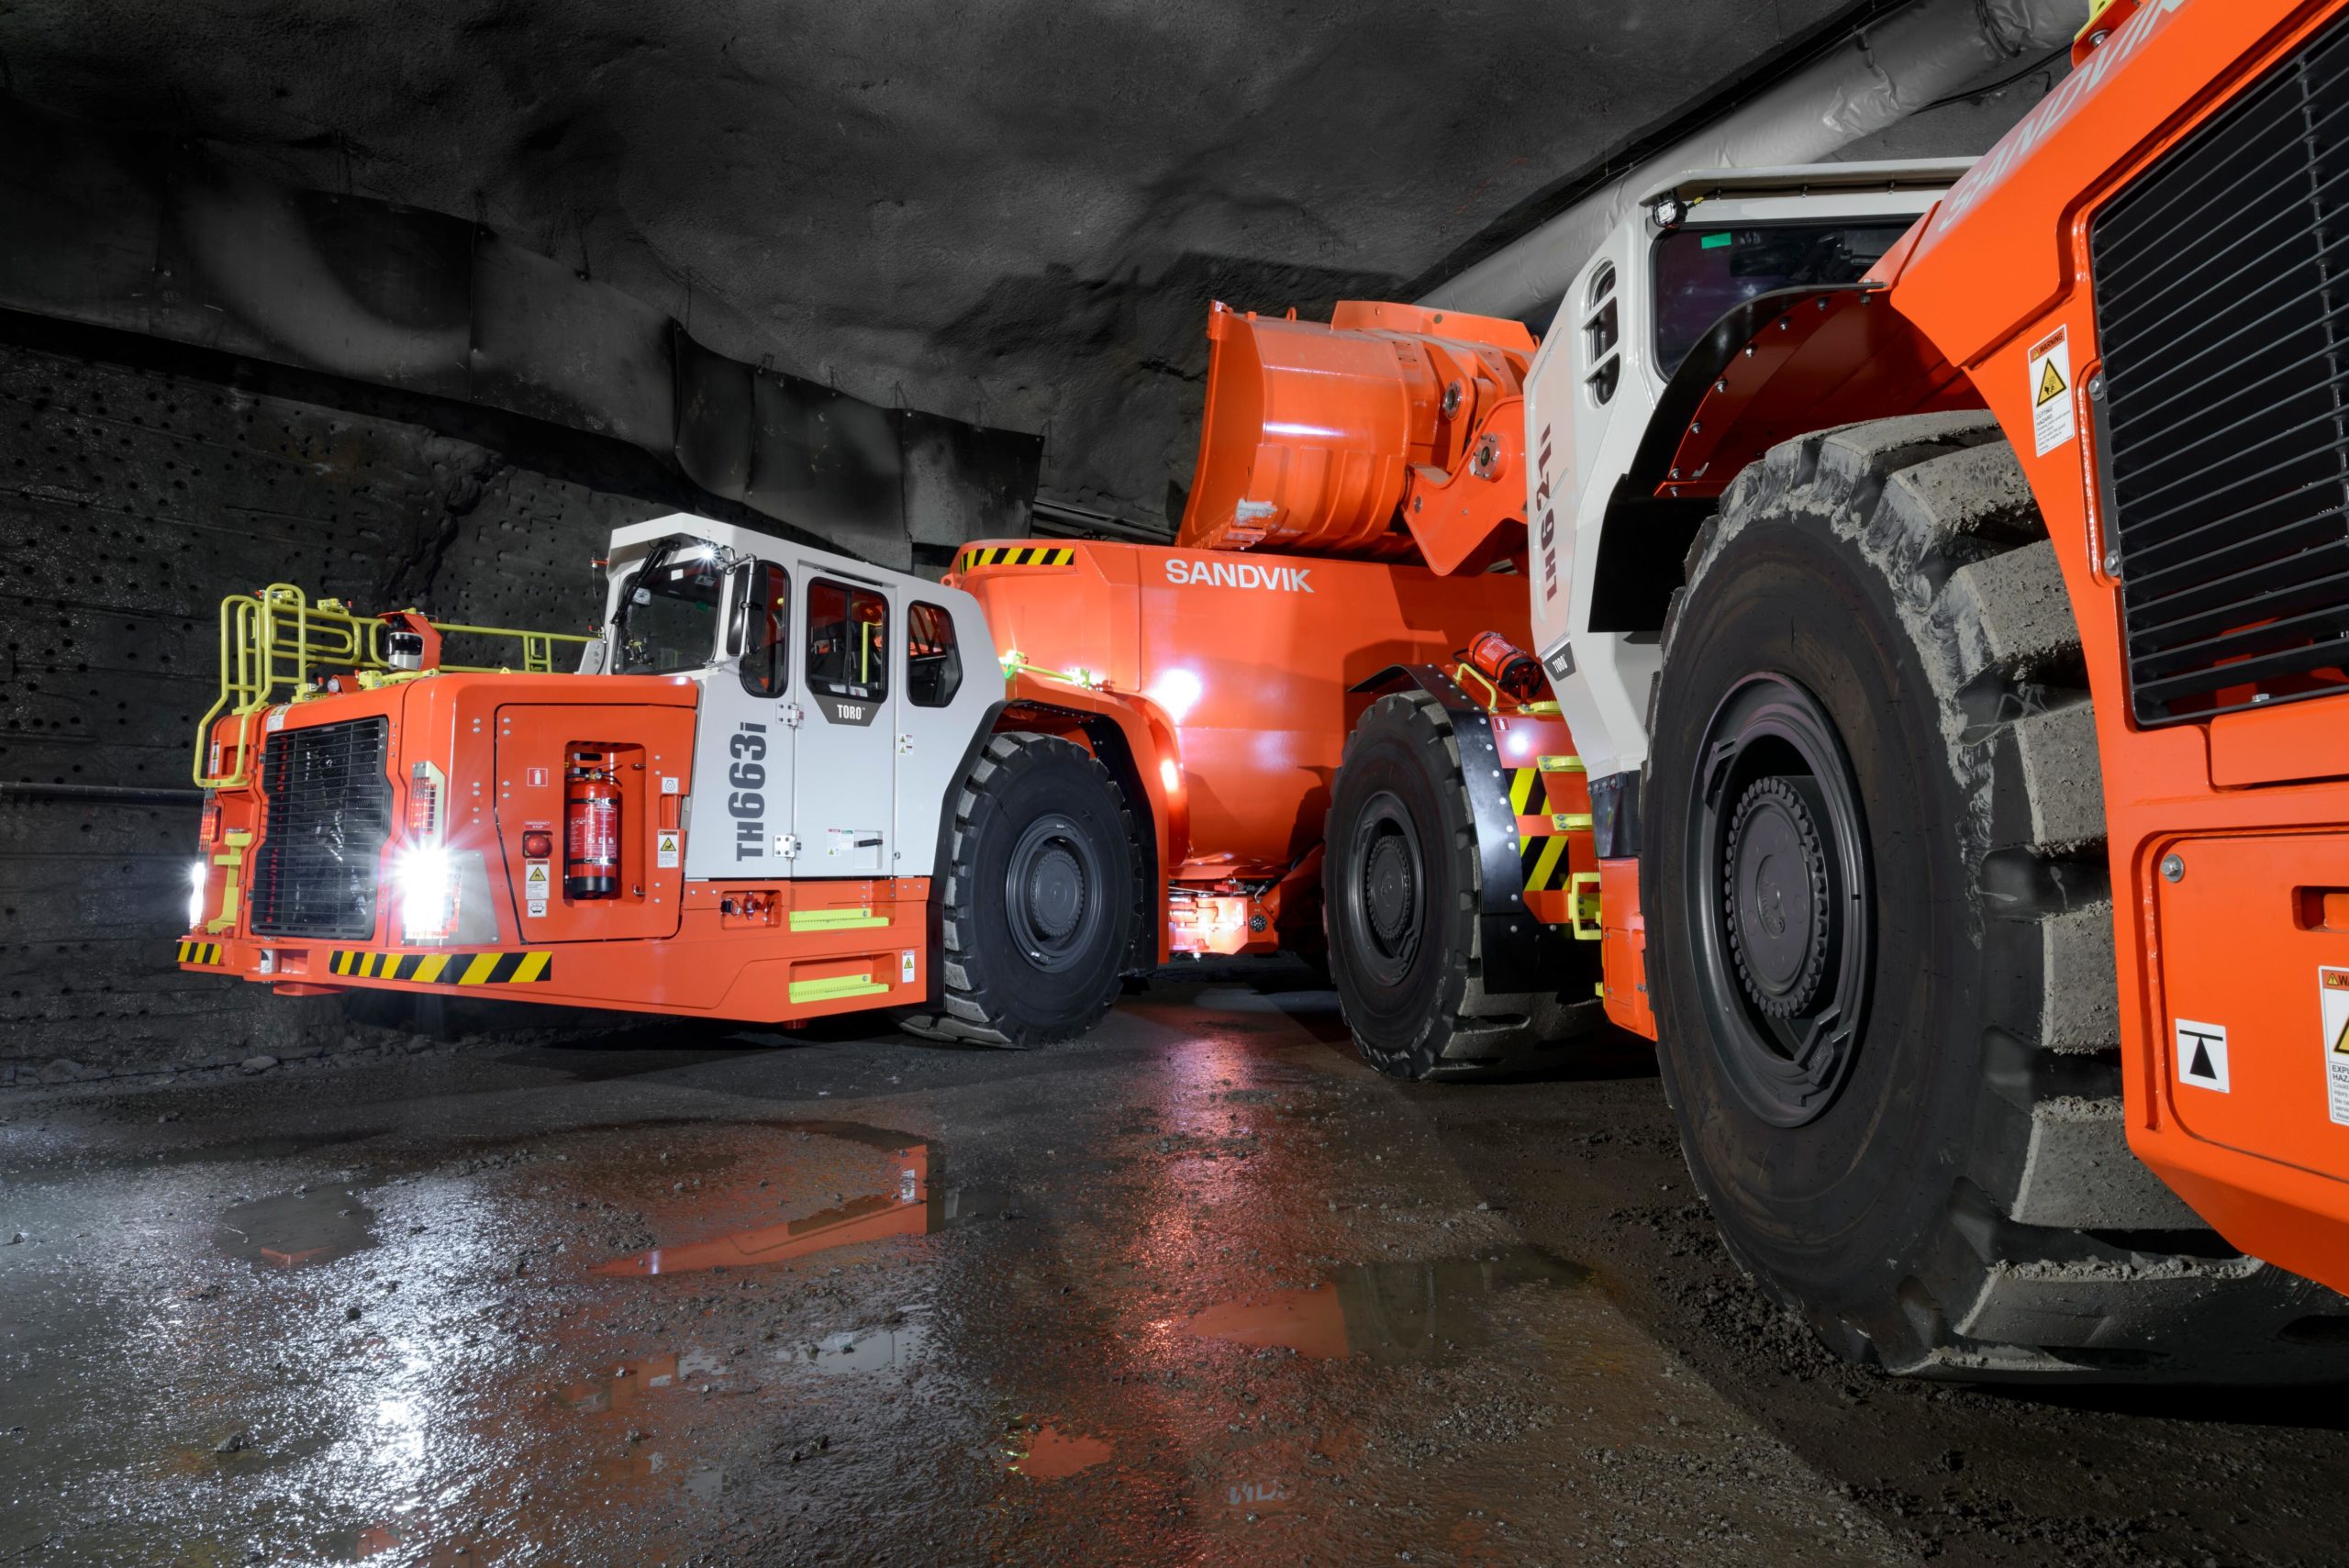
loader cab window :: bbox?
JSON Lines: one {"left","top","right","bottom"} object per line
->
{"left": 806, "top": 578, "right": 890, "bottom": 702}
{"left": 1652, "top": 220, "right": 1912, "bottom": 375}
{"left": 729, "top": 561, "right": 791, "bottom": 697}
{"left": 614, "top": 539, "right": 727, "bottom": 673}
{"left": 906, "top": 601, "right": 963, "bottom": 707}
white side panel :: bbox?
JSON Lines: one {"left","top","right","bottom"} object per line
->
{"left": 890, "top": 595, "right": 1002, "bottom": 879}
{"left": 1523, "top": 222, "right": 1663, "bottom": 783}
{"left": 684, "top": 668, "right": 797, "bottom": 879}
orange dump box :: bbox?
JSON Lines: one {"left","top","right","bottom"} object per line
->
{"left": 949, "top": 538, "right": 1539, "bottom": 955}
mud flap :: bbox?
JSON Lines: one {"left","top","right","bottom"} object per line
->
{"left": 1349, "top": 664, "right": 1574, "bottom": 995}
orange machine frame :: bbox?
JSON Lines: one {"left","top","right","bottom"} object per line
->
{"left": 1872, "top": 0, "right": 2349, "bottom": 1291}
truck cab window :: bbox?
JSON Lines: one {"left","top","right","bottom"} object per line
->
{"left": 807, "top": 579, "right": 890, "bottom": 701}
{"left": 1652, "top": 221, "right": 1911, "bottom": 377}
{"left": 731, "top": 562, "right": 792, "bottom": 697}
{"left": 614, "top": 541, "right": 727, "bottom": 673}
{"left": 906, "top": 602, "right": 963, "bottom": 706}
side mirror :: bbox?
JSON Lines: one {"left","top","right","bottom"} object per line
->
{"left": 737, "top": 641, "right": 779, "bottom": 698}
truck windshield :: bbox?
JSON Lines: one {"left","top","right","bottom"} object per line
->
{"left": 1652, "top": 221, "right": 1913, "bottom": 376}
{"left": 614, "top": 542, "right": 727, "bottom": 673}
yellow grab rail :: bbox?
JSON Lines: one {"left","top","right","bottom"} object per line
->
{"left": 194, "top": 584, "right": 595, "bottom": 789}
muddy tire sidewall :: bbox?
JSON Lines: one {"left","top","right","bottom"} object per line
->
{"left": 954, "top": 739, "right": 1137, "bottom": 1043}
{"left": 1324, "top": 697, "right": 1474, "bottom": 1078}
{"left": 1646, "top": 511, "right": 1986, "bottom": 1343}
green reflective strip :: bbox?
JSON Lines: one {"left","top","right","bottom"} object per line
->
{"left": 789, "top": 974, "right": 890, "bottom": 1004}
{"left": 1700, "top": 231, "right": 1733, "bottom": 250}
{"left": 788, "top": 908, "right": 890, "bottom": 931}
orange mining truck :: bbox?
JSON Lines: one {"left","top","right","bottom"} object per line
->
{"left": 175, "top": 302, "right": 1580, "bottom": 1057}
{"left": 1041, "top": 0, "right": 2349, "bottom": 1381}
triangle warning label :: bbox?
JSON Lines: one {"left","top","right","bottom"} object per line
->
{"left": 2035, "top": 357, "right": 2066, "bottom": 406}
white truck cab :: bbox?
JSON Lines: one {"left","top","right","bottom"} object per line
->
{"left": 588, "top": 515, "right": 1000, "bottom": 883}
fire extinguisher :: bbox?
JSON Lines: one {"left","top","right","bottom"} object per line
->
{"left": 1465, "top": 630, "right": 1546, "bottom": 702}
{"left": 565, "top": 761, "right": 621, "bottom": 899}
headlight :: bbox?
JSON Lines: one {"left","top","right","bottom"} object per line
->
{"left": 186, "top": 861, "right": 207, "bottom": 930}
{"left": 397, "top": 846, "right": 456, "bottom": 941}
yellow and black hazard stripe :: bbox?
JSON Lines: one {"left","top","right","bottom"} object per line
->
{"left": 1520, "top": 832, "right": 1582, "bottom": 893}
{"left": 954, "top": 544, "right": 1077, "bottom": 573}
{"left": 175, "top": 940, "right": 226, "bottom": 966}
{"left": 1506, "top": 757, "right": 1586, "bottom": 817}
{"left": 328, "top": 950, "right": 553, "bottom": 985}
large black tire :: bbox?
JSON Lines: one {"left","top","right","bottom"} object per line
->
{"left": 896, "top": 732, "right": 1141, "bottom": 1048}
{"left": 1647, "top": 413, "right": 2349, "bottom": 1381}
{"left": 1324, "top": 690, "right": 1601, "bottom": 1080}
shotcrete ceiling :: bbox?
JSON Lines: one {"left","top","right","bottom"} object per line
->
{"left": 0, "top": 0, "right": 2039, "bottom": 531}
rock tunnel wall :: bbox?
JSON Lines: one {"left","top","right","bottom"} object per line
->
{"left": 0, "top": 337, "right": 665, "bottom": 1084}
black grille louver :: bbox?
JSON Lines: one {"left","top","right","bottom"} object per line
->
{"left": 2093, "top": 17, "right": 2349, "bottom": 726}
{"left": 248, "top": 717, "right": 394, "bottom": 940}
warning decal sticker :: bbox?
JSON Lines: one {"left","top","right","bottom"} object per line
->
{"left": 656, "top": 830, "right": 681, "bottom": 870}
{"left": 2028, "top": 325, "right": 2075, "bottom": 458}
{"left": 524, "top": 860, "right": 550, "bottom": 917}
{"left": 2320, "top": 968, "right": 2349, "bottom": 1127}
{"left": 2176, "top": 1017, "right": 2231, "bottom": 1093}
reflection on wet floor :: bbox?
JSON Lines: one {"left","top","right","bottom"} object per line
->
{"left": 1182, "top": 1246, "right": 1588, "bottom": 1364}
{"left": 213, "top": 1189, "right": 375, "bottom": 1267}
{"left": 560, "top": 1349, "right": 726, "bottom": 1412}
{"left": 1009, "top": 1422, "right": 1113, "bottom": 1479}
{"left": 594, "top": 1120, "right": 1013, "bottom": 1276}
{"left": 2, "top": 999, "right": 1928, "bottom": 1568}
{"left": 794, "top": 1320, "right": 930, "bottom": 1376}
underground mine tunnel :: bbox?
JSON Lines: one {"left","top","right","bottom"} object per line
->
{"left": 12, "top": 0, "right": 2349, "bottom": 1562}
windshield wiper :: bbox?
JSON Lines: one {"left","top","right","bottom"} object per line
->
{"left": 610, "top": 537, "right": 680, "bottom": 651}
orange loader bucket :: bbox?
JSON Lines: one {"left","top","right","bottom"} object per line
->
{"left": 1176, "top": 299, "right": 1537, "bottom": 563}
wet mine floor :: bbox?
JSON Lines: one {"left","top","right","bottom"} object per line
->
{"left": 4, "top": 960, "right": 2345, "bottom": 1566}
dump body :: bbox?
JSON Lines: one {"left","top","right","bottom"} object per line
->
{"left": 950, "top": 539, "right": 1536, "bottom": 885}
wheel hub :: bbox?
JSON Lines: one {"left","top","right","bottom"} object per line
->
{"left": 1681, "top": 673, "right": 1875, "bottom": 1129}
{"left": 1023, "top": 844, "right": 1085, "bottom": 940}
{"left": 1003, "top": 813, "right": 1102, "bottom": 973}
{"left": 1364, "top": 835, "right": 1417, "bottom": 945}
{"left": 1723, "top": 776, "right": 1833, "bottom": 1018}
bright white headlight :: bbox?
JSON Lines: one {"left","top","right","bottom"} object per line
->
{"left": 186, "top": 860, "right": 207, "bottom": 930}
{"left": 397, "top": 847, "right": 455, "bottom": 940}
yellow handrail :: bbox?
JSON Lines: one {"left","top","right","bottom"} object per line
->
{"left": 194, "top": 584, "right": 595, "bottom": 789}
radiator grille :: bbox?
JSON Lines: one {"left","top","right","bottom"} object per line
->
{"left": 248, "top": 717, "right": 393, "bottom": 940}
{"left": 2093, "top": 17, "right": 2349, "bottom": 726}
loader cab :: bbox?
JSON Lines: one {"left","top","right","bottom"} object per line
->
{"left": 1519, "top": 160, "right": 1969, "bottom": 783}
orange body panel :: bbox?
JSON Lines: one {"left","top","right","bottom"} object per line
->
{"left": 952, "top": 540, "right": 1540, "bottom": 888}
{"left": 1596, "top": 858, "right": 1653, "bottom": 1039}
{"left": 182, "top": 672, "right": 931, "bottom": 1024}
{"left": 1886, "top": 0, "right": 2349, "bottom": 1292}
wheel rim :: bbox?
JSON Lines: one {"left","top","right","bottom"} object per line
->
{"left": 1682, "top": 673, "right": 1873, "bottom": 1128}
{"left": 1002, "top": 812, "right": 1103, "bottom": 973}
{"left": 1344, "top": 790, "right": 1425, "bottom": 987}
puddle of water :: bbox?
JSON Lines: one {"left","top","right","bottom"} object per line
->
{"left": 213, "top": 1189, "right": 375, "bottom": 1267}
{"left": 594, "top": 1121, "right": 1015, "bottom": 1276}
{"left": 785, "top": 1320, "right": 930, "bottom": 1376}
{"left": 1009, "top": 1423, "right": 1113, "bottom": 1479}
{"left": 1182, "top": 1247, "right": 1587, "bottom": 1365}
{"left": 560, "top": 1350, "right": 729, "bottom": 1412}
